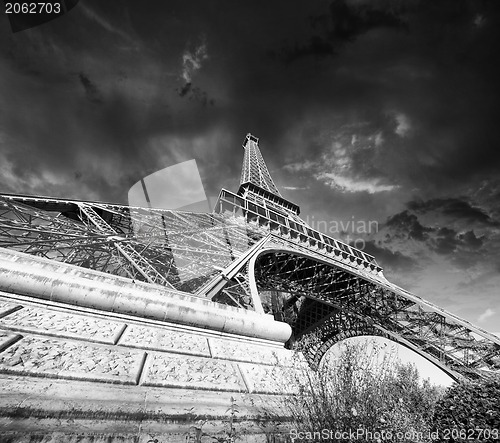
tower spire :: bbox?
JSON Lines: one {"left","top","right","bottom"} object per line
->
{"left": 240, "top": 134, "right": 282, "bottom": 197}
{"left": 237, "top": 133, "right": 300, "bottom": 216}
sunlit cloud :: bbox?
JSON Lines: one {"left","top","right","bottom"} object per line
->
{"left": 283, "top": 128, "right": 398, "bottom": 194}
{"left": 316, "top": 172, "right": 397, "bottom": 194}
{"left": 373, "top": 131, "right": 384, "bottom": 147}
{"left": 80, "top": 4, "right": 134, "bottom": 43}
{"left": 283, "top": 160, "right": 316, "bottom": 172}
{"left": 478, "top": 308, "right": 495, "bottom": 323}
{"left": 394, "top": 112, "right": 411, "bottom": 137}
{"left": 182, "top": 37, "right": 209, "bottom": 83}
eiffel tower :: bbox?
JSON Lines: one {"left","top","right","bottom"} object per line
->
{"left": 0, "top": 133, "right": 499, "bottom": 382}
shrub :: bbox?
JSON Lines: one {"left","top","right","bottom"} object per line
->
{"left": 284, "top": 338, "right": 444, "bottom": 442}
{"left": 432, "top": 378, "right": 500, "bottom": 442}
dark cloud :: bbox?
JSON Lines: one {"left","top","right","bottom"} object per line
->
{"left": 431, "top": 227, "right": 485, "bottom": 255}
{"left": 408, "top": 198, "right": 499, "bottom": 226}
{"left": 385, "top": 210, "right": 432, "bottom": 241}
{"left": 178, "top": 82, "right": 192, "bottom": 97}
{"left": 326, "top": 0, "right": 407, "bottom": 40}
{"left": 372, "top": 206, "right": 490, "bottom": 273}
{"left": 432, "top": 227, "right": 459, "bottom": 255}
{"left": 361, "top": 240, "right": 418, "bottom": 272}
{"left": 274, "top": 0, "right": 408, "bottom": 62}
{"left": 381, "top": 207, "right": 487, "bottom": 255}
{"left": 458, "top": 230, "right": 484, "bottom": 250}
{"left": 78, "top": 72, "right": 103, "bottom": 104}
{"left": 177, "top": 82, "right": 215, "bottom": 107}
{"left": 0, "top": 0, "right": 499, "bottom": 209}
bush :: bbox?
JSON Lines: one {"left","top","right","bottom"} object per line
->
{"left": 432, "top": 378, "right": 500, "bottom": 442}
{"left": 284, "top": 338, "right": 444, "bottom": 442}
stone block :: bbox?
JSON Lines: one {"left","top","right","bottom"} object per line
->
{"left": 208, "top": 337, "right": 297, "bottom": 367}
{"left": 0, "top": 329, "right": 21, "bottom": 353}
{"left": 0, "top": 306, "right": 126, "bottom": 344}
{"left": 142, "top": 352, "right": 245, "bottom": 392}
{"left": 119, "top": 324, "right": 210, "bottom": 357}
{"left": 0, "top": 300, "right": 21, "bottom": 319}
{"left": 238, "top": 362, "right": 303, "bottom": 395}
{"left": 0, "top": 336, "right": 145, "bottom": 385}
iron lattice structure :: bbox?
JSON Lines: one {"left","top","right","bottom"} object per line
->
{"left": 0, "top": 133, "right": 499, "bottom": 381}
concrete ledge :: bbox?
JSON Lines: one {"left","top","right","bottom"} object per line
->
{"left": 0, "top": 248, "right": 292, "bottom": 343}
{"left": 0, "top": 375, "right": 291, "bottom": 442}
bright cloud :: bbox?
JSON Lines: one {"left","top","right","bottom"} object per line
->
{"left": 316, "top": 172, "right": 397, "bottom": 194}
{"left": 80, "top": 4, "right": 133, "bottom": 43}
{"left": 283, "top": 128, "right": 398, "bottom": 194}
{"left": 373, "top": 131, "right": 384, "bottom": 147}
{"left": 395, "top": 112, "right": 411, "bottom": 137}
{"left": 182, "top": 37, "right": 209, "bottom": 83}
{"left": 283, "top": 160, "right": 316, "bottom": 172}
{"left": 478, "top": 307, "right": 495, "bottom": 322}
{"left": 282, "top": 186, "right": 308, "bottom": 190}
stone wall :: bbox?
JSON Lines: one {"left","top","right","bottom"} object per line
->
{"left": 0, "top": 249, "right": 306, "bottom": 442}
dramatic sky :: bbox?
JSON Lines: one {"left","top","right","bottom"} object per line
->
{"left": 1, "top": 1, "right": 500, "bottom": 339}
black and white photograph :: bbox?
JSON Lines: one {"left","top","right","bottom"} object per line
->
{"left": 0, "top": 1, "right": 499, "bottom": 442}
